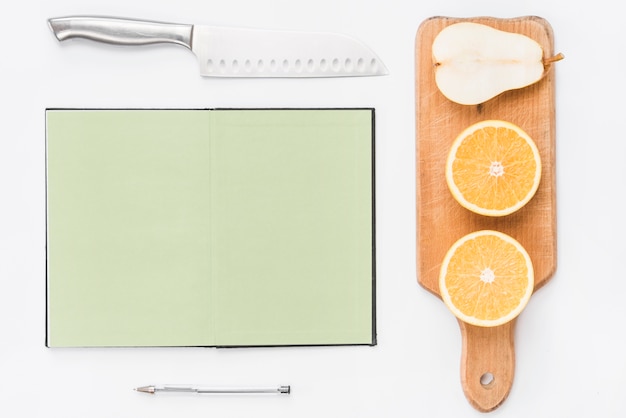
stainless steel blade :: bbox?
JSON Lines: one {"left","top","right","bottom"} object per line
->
{"left": 48, "top": 16, "right": 388, "bottom": 78}
{"left": 192, "top": 26, "right": 388, "bottom": 77}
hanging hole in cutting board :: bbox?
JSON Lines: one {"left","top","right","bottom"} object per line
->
{"left": 480, "top": 372, "right": 495, "bottom": 388}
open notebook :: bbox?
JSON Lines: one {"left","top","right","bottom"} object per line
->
{"left": 46, "top": 109, "right": 375, "bottom": 347}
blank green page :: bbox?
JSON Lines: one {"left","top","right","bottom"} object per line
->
{"left": 46, "top": 109, "right": 374, "bottom": 347}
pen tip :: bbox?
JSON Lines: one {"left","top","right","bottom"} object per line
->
{"left": 135, "top": 386, "right": 155, "bottom": 394}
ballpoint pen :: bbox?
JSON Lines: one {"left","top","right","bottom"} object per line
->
{"left": 134, "top": 384, "right": 291, "bottom": 395}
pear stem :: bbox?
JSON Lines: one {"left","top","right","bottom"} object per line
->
{"left": 544, "top": 53, "right": 565, "bottom": 65}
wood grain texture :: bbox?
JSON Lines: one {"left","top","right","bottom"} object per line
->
{"left": 415, "top": 16, "right": 558, "bottom": 412}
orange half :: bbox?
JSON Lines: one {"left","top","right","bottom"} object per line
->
{"left": 445, "top": 120, "right": 541, "bottom": 217}
{"left": 439, "top": 230, "right": 534, "bottom": 327}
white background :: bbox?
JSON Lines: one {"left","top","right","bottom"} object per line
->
{"left": 1, "top": 0, "right": 624, "bottom": 417}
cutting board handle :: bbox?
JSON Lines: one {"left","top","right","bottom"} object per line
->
{"left": 459, "top": 319, "right": 516, "bottom": 412}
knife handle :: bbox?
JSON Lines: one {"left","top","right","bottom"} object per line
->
{"left": 48, "top": 16, "right": 192, "bottom": 49}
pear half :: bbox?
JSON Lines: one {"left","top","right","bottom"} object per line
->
{"left": 432, "top": 22, "right": 561, "bottom": 105}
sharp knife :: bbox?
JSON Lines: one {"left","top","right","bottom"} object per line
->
{"left": 48, "top": 16, "right": 388, "bottom": 78}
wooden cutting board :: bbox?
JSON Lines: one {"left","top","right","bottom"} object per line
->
{"left": 415, "top": 16, "right": 558, "bottom": 412}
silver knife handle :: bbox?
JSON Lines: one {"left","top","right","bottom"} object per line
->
{"left": 48, "top": 16, "right": 192, "bottom": 49}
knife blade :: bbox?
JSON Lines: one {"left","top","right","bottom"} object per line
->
{"left": 48, "top": 16, "right": 388, "bottom": 78}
